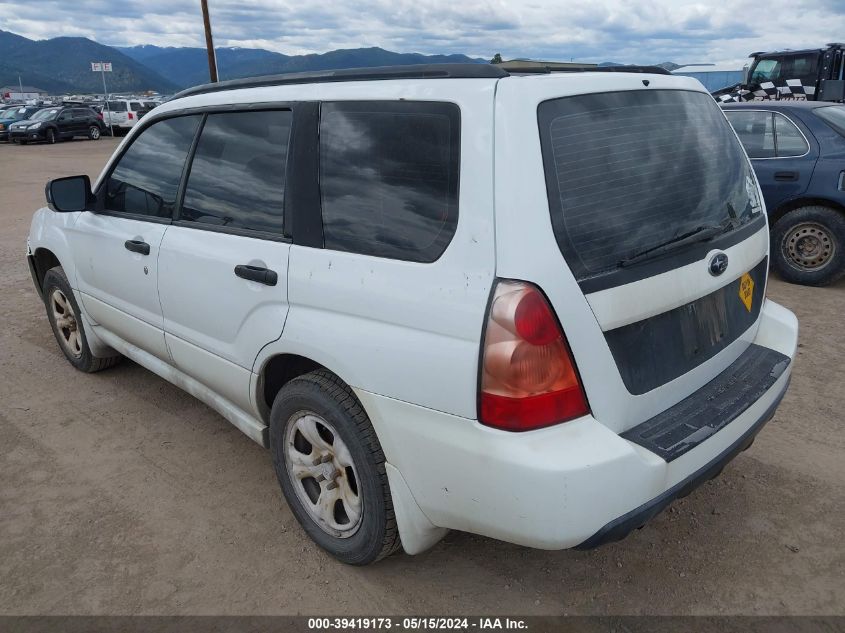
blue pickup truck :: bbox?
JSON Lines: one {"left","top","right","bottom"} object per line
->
{"left": 722, "top": 101, "right": 845, "bottom": 286}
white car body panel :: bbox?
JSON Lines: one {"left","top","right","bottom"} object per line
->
{"left": 68, "top": 212, "right": 170, "bottom": 361}
{"left": 157, "top": 227, "right": 291, "bottom": 414}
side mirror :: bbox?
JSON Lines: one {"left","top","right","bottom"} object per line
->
{"left": 46, "top": 175, "right": 93, "bottom": 212}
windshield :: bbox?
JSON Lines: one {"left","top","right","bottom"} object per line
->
{"left": 814, "top": 105, "right": 845, "bottom": 138}
{"left": 538, "top": 89, "right": 762, "bottom": 280}
{"left": 31, "top": 108, "right": 59, "bottom": 121}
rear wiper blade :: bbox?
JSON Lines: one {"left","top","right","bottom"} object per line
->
{"left": 619, "top": 223, "right": 727, "bottom": 268}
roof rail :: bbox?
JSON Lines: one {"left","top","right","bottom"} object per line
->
{"left": 173, "top": 63, "right": 508, "bottom": 99}
{"left": 172, "top": 61, "right": 676, "bottom": 101}
{"left": 504, "top": 63, "right": 671, "bottom": 76}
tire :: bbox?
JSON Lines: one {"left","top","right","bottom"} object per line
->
{"left": 42, "top": 267, "right": 122, "bottom": 373}
{"left": 19, "top": 140, "right": 27, "bottom": 145}
{"left": 45, "top": 128, "right": 57, "bottom": 144}
{"left": 88, "top": 125, "right": 101, "bottom": 140}
{"left": 771, "top": 206, "right": 845, "bottom": 286}
{"left": 269, "top": 370, "right": 401, "bottom": 565}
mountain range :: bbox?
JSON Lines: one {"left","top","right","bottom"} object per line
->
{"left": 0, "top": 30, "right": 486, "bottom": 94}
{"left": 118, "top": 45, "right": 486, "bottom": 89}
{"left": 0, "top": 30, "right": 179, "bottom": 94}
{"left": 0, "top": 29, "right": 680, "bottom": 95}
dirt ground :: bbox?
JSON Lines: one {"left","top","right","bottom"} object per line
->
{"left": 0, "top": 138, "right": 843, "bottom": 616}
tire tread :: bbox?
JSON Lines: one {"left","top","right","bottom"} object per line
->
{"left": 273, "top": 369, "right": 401, "bottom": 563}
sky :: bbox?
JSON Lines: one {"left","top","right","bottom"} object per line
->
{"left": 1, "top": 0, "right": 844, "bottom": 66}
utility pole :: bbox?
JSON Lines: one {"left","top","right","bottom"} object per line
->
{"left": 100, "top": 66, "right": 114, "bottom": 138}
{"left": 200, "top": 0, "right": 219, "bottom": 82}
{"left": 18, "top": 74, "right": 24, "bottom": 101}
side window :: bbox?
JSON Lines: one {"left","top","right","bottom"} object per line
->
{"left": 773, "top": 113, "right": 810, "bottom": 156}
{"left": 72, "top": 108, "right": 90, "bottom": 119}
{"left": 180, "top": 110, "right": 291, "bottom": 234}
{"left": 103, "top": 115, "right": 201, "bottom": 218}
{"left": 750, "top": 58, "right": 784, "bottom": 84}
{"left": 319, "top": 101, "right": 460, "bottom": 262}
{"left": 57, "top": 110, "right": 71, "bottom": 122}
{"left": 130, "top": 102, "right": 144, "bottom": 112}
{"left": 785, "top": 54, "right": 819, "bottom": 85}
{"left": 725, "top": 111, "right": 776, "bottom": 158}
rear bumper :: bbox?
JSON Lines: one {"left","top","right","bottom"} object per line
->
{"left": 576, "top": 374, "right": 789, "bottom": 549}
{"left": 358, "top": 298, "right": 798, "bottom": 552}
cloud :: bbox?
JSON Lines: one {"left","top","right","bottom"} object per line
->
{"left": 0, "top": 0, "right": 842, "bottom": 65}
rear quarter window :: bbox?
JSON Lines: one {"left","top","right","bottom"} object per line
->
{"left": 319, "top": 101, "right": 460, "bottom": 263}
{"left": 814, "top": 105, "right": 845, "bottom": 137}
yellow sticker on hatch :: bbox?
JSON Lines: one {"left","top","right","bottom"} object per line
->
{"left": 739, "top": 272, "right": 754, "bottom": 312}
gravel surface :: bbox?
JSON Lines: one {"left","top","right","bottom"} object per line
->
{"left": 1, "top": 138, "right": 843, "bottom": 615}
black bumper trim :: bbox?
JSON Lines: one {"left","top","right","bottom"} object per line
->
{"left": 621, "top": 344, "right": 790, "bottom": 462}
{"left": 576, "top": 374, "right": 790, "bottom": 550}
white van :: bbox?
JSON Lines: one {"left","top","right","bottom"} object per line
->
{"left": 27, "top": 64, "right": 798, "bottom": 565}
{"left": 101, "top": 99, "right": 150, "bottom": 132}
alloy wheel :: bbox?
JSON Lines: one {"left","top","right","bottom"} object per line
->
{"left": 50, "top": 288, "right": 82, "bottom": 358}
{"left": 284, "top": 411, "right": 363, "bottom": 538}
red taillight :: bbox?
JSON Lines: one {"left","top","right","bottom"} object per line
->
{"left": 128, "top": 112, "right": 134, "bottom": 119}
{"left": 479, "top": 280, "right": 589, "bottom": 431}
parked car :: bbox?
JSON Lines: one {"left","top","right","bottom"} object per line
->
{"left": 0, "top": 105, "right": 41, "bottom": 141}
{"left": 9, "top": 106, "right": 104, "bottom": 144}
{"left": 101, "top": 99, "right": 149, "bottom": 133}
{"left": 723, "top": 102, "right": 845, "bottom": 286}
{"left": 27, "top": 65, "right": 798, "bottom": 565}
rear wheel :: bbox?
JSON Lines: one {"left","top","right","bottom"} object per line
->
{"left": 42, "top": 267, "right": 122, "bottom": 373}
{"left": 88, "top": 125, "right": 101, "bottom": 140}
{"left": 772, "top": 206, "right": 845, "bottom": 286}
{"left": 269, "top": 370, "right": 400, "bottom": 565}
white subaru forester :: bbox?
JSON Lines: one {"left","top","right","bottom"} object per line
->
{"left": 26, "top": 63, "right": 798, "bottom": 565}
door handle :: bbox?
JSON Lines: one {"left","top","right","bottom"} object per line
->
{"left": 124, "top": 239, "right": 150, "bottom": 255}
{"left": 774, "top": 171, "right": 799, "bottom": 182}
{"left": 234, "top": 264, "right": 278, "bottom": 286}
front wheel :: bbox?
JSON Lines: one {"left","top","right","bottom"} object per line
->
{"left": 42, "top": 267, "right": 122, "bottom": 372}
{"left": 88, "top": 125, "right": 101, "bottom": 140}
{"left": 771, "top": 206, "right": 845, "bottom": 286}
{"left": 269, "top": 370, "right": 401, "bottom": 565}
{"left": 45, "top": 128, "right": 57, "bottom": 144}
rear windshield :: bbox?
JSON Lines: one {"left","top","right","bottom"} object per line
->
{"left": 814, "top": 105, "right": 845, "bottom": 138}
{"left": 538, "top": 90, "right": 762, "bottom": 281}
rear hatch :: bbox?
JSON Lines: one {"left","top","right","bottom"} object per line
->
{"left": 493, "top": 73, "right": 769, "bottom": 433}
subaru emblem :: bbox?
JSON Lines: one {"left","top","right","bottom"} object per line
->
{"left": 709, "top": 253, "right": 729, "bottom": 276}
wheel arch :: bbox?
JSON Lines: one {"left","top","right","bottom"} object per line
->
{"left": 256, "top": 352, "right": 355, "bottom": 423}
{"left": 30, "top": 247, "right": 62, "bottom": 298}
{"left": 770, "top": 197, "right": 845, "bottom": 226}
